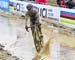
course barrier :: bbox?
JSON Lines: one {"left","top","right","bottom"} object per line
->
{"left": 0, "top": 0, "right": 9, "bottom": 11}
{"left": 0, "top": 0, "right": 75, "bottom": 28}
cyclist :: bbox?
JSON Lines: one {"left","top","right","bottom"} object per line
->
{"left": 25, "top": 4, "right": 43, "bottom": 53}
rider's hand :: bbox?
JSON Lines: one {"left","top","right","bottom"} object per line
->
{"left": 25, "top": 25, "right": 29, "bottom": 32}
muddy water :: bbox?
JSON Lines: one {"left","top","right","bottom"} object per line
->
{"left": 0, "top": 14, "right": 35, "bottom": 60}
{"left": 0, "top": 11, "right": 75, "bottom": 60}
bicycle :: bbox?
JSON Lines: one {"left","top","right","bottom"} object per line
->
{"left": 27, "top": 23, "right": 43, "bottom": 53}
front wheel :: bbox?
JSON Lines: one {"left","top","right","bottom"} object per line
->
{"left": 31, "top": 24, "right": 43, "bottom": 53}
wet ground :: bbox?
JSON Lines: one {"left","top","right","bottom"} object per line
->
{"left": 0, "top": 10, "right": 51, "bottom": 60}
{"left": 0, "top": 10, "right": 75, "bottom": 60}
{"left": 0, "top": 10, "right": 37, "bottom": 60}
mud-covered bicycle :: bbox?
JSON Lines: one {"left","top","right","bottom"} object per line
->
{"left": 27, "top": 23, "right": 43, "bottom": 53}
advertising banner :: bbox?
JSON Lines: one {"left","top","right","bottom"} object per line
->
{"left": 9, "top": 1, "right": 75, "bottom": 28}
{"left": 32, "top": 4, "right": 60, "bottom": 21}
{"left": 60, "top": 8, "right": 75, "bottom": 28}
{"left": 9, "top": 1, "right": 60, "bottom": 21}
{"left": 0, "top": 0, "right": 9, "bottom": 11}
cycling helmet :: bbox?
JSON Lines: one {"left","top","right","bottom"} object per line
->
{"left": 26, "top": 4, "right": 33, "bottom": 10}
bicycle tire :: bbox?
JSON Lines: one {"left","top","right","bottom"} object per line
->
{"left": 32, "top": 24, "right": 43, "bottom": 53}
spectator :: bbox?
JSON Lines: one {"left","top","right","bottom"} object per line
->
{"left": 57, "top": 0, "right": 61, "bottom": 6}
{"left": 57, "top": 0, "right": 65, "bottom": 7}
{"left": 60, "top": 0, "right": 65, "bottom": 7}
{"left": 35, "top": 0, "right": 47, "bottom": 4}
{"left": 65, "top": 0, "right": 75, "bottom": 9}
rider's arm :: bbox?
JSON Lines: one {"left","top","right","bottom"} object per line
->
{"left": 35, "top": 12, "right": 41, "bottom": 25}
{"left": 25, "top": 12, "right": 30, "bottom": 32}
{"left": 25, "top": 12, "right": 29, "bottom": 26}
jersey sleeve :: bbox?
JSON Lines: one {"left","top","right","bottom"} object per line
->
{"left": 34, "top": 10, "right": 39, "bottom": 18}
{"left": 25, "top": 11, "right": 29, "bottom": 16}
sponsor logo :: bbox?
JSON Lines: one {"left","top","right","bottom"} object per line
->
{"left": 33, "top": 5, "right": 47, "bottom": 18}
{"left": 20, "top": 3, "right": 25, "bottom": 13}
{"left": 14, "top": 3, "right": 20, "bottom": 11}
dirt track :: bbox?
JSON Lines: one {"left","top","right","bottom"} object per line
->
{"left": 0, "top": 10, "right": 75, "bottom": 60}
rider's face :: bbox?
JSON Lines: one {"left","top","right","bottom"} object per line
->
{"left": 27, "top": 8, "right": 33, "bottom": 11}
{"left": 27, "top": 8, "right": 31, "bottom": 11}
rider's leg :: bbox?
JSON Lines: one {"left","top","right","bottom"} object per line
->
{"left": 31, "top": 23, "right": 41, "bottom": 53}
{"left": 37, "top": 24, "right": 43, "bottom": 38}
{"left": 30, "top": 22, "right": 34, "bottom": 36}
